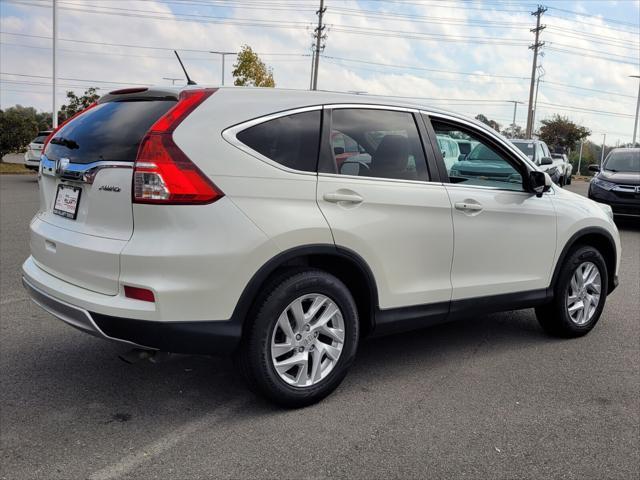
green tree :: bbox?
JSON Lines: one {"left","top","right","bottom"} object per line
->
{"left": 0, "top": 105, "right": 39, "bottom": 159}
{"left": 232, "top": 45, "right": 275, "bottom": 87}
{"left": 475, "top": 114, "right": 501, "bottom": 132}
{"left": 538, "top": 115, "right": 590, "bottom": 152}
{"left": 502, "top": 124, "right": 524, "bottom": 139}
{"left": 58, "top": 87, "right": 100, "bottom": 123}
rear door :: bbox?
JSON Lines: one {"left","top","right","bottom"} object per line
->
{"left": 33, "top": 97, "right": 177, "bottom": 294}
{"left": 316, "top": 107, "right": 453, "bottom": 311}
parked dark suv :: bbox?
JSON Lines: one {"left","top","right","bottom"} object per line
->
{"left": 588, "top": 148, "right": 640, "bottom": 219}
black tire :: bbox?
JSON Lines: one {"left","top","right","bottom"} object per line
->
{"left": 567, "top": 174, "right": 572, "bottom": 185}
{"left": 238, "top": 269, "right": 359, "bottom": 408}
{"left": 535, "top": 245, "right": 608, "bottom": 338}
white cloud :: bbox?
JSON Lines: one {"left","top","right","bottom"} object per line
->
{"left": 1, "top": 0, "right": 638, "bottom": 144}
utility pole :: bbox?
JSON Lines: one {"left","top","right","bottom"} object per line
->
{"left": 309, "top": 49, "right": 316, "bottom": 90}
{"left": 508, "top": 100, "right": 523, "bottom": 138}
{"left": 601, "top": 134, "right": 606, "bottom": 165}
{"left": 631, "top": 75, "right": 640, "bottom": 146}
{"left": 525, "top": 5, "right": 546, "bottom": 138}
{"left": 210, "top": 51, "right": 236, "bottom": 86}
{"left": 52, "top": 0, "right": 58, "bottom": 129}
{"left": 311, "top": 0, "right": 326, "bottom": 91}
{"left": 162, "top": 77, "right": 182, "bottom": 86}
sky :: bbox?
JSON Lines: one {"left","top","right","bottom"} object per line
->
{"left": 1, "top": 0, "right": 639, "bottom": 145}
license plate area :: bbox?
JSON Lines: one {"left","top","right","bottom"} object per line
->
{"left": 53, "top": 184, "right": 82, "bottom": 220}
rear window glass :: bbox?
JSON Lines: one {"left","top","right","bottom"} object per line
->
{"left": 33, "top": 135, "right": 49, "bottom": 144}
{"left": 236, "top": 110, "right": 321, "bottom": 172}
{"left": 44, "top": 99, "right": 176, "bottom": 164}
{"left": 512, "top": 141, "right": 535, "bottom": 160}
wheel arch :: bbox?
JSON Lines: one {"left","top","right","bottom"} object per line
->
{"left": 230, "top": 244, "right": 379, "bottom": 338}
{"left": 551, "top": 227, "right": 618, "bottom": 295}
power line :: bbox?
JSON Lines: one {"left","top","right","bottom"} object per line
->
{"left": 322, "top": 55, "right": 529, "bottom": 80}
{"left": 545, "top": 46, "right": 639, "bottom": 65}
{"left": 8, "top": 0, "right": 315, "bottom": 30}
{"left": 546, "top": 5, "right": 640, "bottom": 28}
{"left": 545, "top": 11, "right": 639, "bottom": 35}
{"left": 0, "top": 41, "right": 309, "bottom": 62}
{"left": 540, "top": 80, "right": 636, "bottom": 99}
{"left": 0, "top": 31, "right": 306, "bottom": 57}
{"left": 536, "top": 102, "right": 633, "bottom": 118}
{"left": 1, "top": 72, "right": 151, "bottom": 86}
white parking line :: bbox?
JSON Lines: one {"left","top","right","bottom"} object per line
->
{"left": 88, "top": 402, "right": 242, "bottom": 480}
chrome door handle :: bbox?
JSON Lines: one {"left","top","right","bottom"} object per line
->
{"left": 323, "top": 192, "right": 363, "bottom": 204}
{"left": 454, "top": 201, "right": 483, "bottom": 212}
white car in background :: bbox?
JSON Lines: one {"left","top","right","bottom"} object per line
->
{"left": 23, "top": 131, "right": 52, "bottom": 171}
{"left": 436, "top": 134, "right": 462, "bottom": 171}
{"left": 22, "top": 87, "right": 620, "bottom": 407}
{"left": 552, "top": 152, "right": 573, "bottom": 185}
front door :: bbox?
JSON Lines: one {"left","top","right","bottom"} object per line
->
{"left": 427, "top": 116, "right": 557, "bottom": 301}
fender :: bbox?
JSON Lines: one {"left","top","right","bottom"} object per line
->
{"left": 550, "top": 226, "right": 618, "bottom": 294}
{"left": 229, "top": 243, "right": 380, "bottom": 329}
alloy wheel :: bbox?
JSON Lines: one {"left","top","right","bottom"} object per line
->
{"left": 270, "top": 294, "right": 345, "bottom": 387}
{"left": 566, "top": 261, "right": 602, "bottom": 325}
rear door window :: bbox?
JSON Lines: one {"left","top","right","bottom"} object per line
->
{"left": 44, "top": 99, "right": 176, "bottom": 164}
{"left": 236, "top": 110, "right": 321, "bottom": 173}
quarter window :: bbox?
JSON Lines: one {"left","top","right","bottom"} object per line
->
{"left": 431, "top": 120, "right": 524, "bottom": 192}
{"left": 236, "top": 110, "right": 321, "bottom": 172}
{"left": 329, "top": 109, "right": 428, "bottom": 181}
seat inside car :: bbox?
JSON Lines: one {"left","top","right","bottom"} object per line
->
{"left": 369, "top": 135, "right": 411, "bottom": 180}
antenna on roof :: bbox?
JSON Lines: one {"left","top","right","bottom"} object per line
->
{"left": 174, "top": 50, "right": 196, "bottom": 85}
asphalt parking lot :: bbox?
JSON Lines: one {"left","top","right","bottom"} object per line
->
{"left": 1, "top": 174, "right": 638, "bottom": 479}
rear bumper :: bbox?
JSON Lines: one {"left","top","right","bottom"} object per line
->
{"left": 24, "top": 154, "right": 40, "bottom": 167}
{"left": 22, "top": 258, "right": 242, "bottom": 354}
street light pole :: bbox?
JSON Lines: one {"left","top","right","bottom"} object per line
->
{"left": 508, "top": 100, "right": 523, "bottom": 138}
{"left": 601, "top": 134, "right": 606, "bottom": 165}
{"left": 630, "top": 75, "right": 640, "bottom": 146}
{"left": 162, "top": 77, "right": 182, "bottom": 86}
{"left": 532, "top": 65, "right": 545, "bottom": 134}
{"left": 210, "top": 51, "right": 236, "bottom": 86}
{"left": 52, "top": 0, "right": 58, "bottom": 128}
{"left": 577, "top": 140, "right": 583, "bottom": 175}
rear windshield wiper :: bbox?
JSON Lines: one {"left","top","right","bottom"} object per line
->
{"left": 50, "top": 137, "right": 79, "bottom": 149}
{"left": 605, "top": 168, "right": 618, "bottom": 172}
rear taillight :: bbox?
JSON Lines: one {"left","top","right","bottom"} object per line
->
{"left": 133, "top": 88, "right": 223, "bottom": 205}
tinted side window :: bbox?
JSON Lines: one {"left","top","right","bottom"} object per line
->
{"left": 236, "top": 110, "right": 321, "bottom": 172}
{"left": 432, "top": 120, "right": 524, "bottom": 192}
{"left": 330, "top": 109, "right": 428, "bottom": 181}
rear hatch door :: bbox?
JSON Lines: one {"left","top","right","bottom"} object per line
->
{"left": 34, "top": 95, "right": 177, "bottom": 294}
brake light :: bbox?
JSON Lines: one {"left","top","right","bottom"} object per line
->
{"left": 124, "top": 286, "right": 155, "bottom": 303}
{"left": 109, "top": 87, "right": 148, "bottom": 95}
{"left": 133, "top": 88, "right": 223, "bottom": 205}
{"left": 43, "top": 102, "right": 98, "bottom": 152}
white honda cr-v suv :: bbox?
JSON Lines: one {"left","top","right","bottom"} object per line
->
{"left": 23, "top": 87, "right": 620, "bottom": 407}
